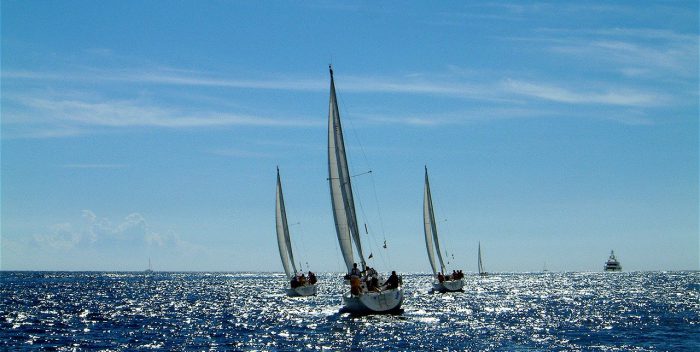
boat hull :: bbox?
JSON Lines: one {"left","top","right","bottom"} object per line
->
{"left": 341, "top": 288, "right": 404, "bottom": 314}
{"left": 286, "top": 284, "right": 318, "bottom": 297}
{"left": 432, "top": 279, "right": 464, "bottom": 293}
{"left": 604, "top": 267, "right": 622, "bottom": 272}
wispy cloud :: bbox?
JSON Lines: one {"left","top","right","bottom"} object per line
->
{"left": 551, "top": 39, "right": 697, "bottom": 79}
{"left": 5, "top": 65, "right": 678, "bottom": 106}
{"left": 2, "top": 94, "right": 321, "bottom": 137}
{"left": 2, "top": 69, "right": 326, "bottom": 91}
{"left": 61, "top": 163, "right": 128, "bottom": 169}
{"left": 206, "top": 148, "right": 274, "bottom": 158}
{"left": 356, "top": 105, "right": 654, "bottom": 126}
{"left": 503, "top": 79, "right": 667, "bottom": 107}
{"left": 3, "top": 57, "right": 681, "bottom": 140}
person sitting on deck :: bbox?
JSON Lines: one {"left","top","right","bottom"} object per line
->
{"left": 308, "top": 271, "right": 317, "bottom": 285}
{"left": 363, "top": 266, "right": 376, "bottom": 282}
{"left": 298, "top": 273, "right": 307, "bottom": 286}
{"left": 368, "top": 266, "right": 378, "bottom": 279}
{"left": 290, "top": 276, "right": 299, "bottom": 289}
{"left": 437, "top": 272, "right": 445, "bottom": 283}
{"left": 370, "top": 276, "right": 380, "bottom": 292}
{"left": 383, "top": 271, "right": 400, "bottom": 290}
{"left": 350, "top": 263, "right": 361, "bottom": 278}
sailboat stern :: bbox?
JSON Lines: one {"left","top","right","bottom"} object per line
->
{"left": 286, "top": 284, "right": 318, "bottom": 297}
{"left": 341, "top": 288, "right": 404, "bottom": 314}
{"left": 432, "top": 279, "right": 465, "bottom": 293}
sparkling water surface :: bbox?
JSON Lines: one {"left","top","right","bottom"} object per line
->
{"left": 1, "top": 271, "right": 698, "bottom": 351}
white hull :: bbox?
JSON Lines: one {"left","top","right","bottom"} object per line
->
{"left": 432, "top": 279, "right": 464, "bottom": 293}
{"left": 341, "top": 287, "right": 404, "bottom": 314}
{"left": 286, "top": 284, "right": 318, "bottom": 297}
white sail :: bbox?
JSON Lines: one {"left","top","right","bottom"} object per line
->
{"left": 276, "top": 167, "right": 298, "bottom": 278}
{"left": 328, "top": 67, "right": 366, "bottom": 272}
{"left": 478, "top": 242, "right": 484, "bottom": 275}
{"left": 423, "top": 167, "right": 446, "bottom": 275}
{"left": 423, "top": 168, "right": 439, "bottom": 275}
{"left": 328, "top": 67, "right": 403, "bottom": 312}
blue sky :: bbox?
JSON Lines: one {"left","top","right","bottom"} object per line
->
{"left": 1, "top": 1, "right": 697, "bottom": 272}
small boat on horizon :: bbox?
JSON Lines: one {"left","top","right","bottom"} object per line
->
{"left": 478, "top": 242, "right": 488, "bottom": 277}
{"left": 423, "top": 167, "right": 465, "bottom": 293}
{"left": 144, "top": 258, "right": 153, "bottom": 274}
{"left": 327, "top": 66, "right": 403, "bottom": 314}
{"left": 275, "top": 167, "right": 318, "bottom": 297}
{"left": 604, "top": 250, "right": 622, "bottom": 272}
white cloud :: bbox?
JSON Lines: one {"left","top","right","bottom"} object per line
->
{"left": 32, "top": 210, "right": 175, "bottom": 250}
{"left": 33, "top": 223, "right": 82, "bottom": 250}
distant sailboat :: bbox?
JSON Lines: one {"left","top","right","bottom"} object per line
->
{"left": 604, "top": 250, "right": 622, "bottom": 272}
{"left": 328, "top": 66, "right": 403, "bottom": 313}
{"left": 276, "top": 167, "right": 318, "bottom": 297}
{"left": 424, "top": 167, "right": 465, "bottom": 293}
{"left": 144, "top": 258, "right": 153, "bottom": 274}
{"left": 477, "top": 242, "right": 488, "bottom": 277}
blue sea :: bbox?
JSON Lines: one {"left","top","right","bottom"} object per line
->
{"left": 1, "top": 271, "right": 698, "bottom": 351}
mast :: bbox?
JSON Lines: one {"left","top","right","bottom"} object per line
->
{"left": 328, "top": 66, "right": 366, "bottom": 271}
{"left": 276, "top": 167, "right": 298, "bottom": 278}
{"left": 424, "top": 166, "right": 447, "bottom": 274}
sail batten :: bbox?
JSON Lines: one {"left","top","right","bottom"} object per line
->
{"left": 276, "top": 168, "right": 298, "bottom": 278}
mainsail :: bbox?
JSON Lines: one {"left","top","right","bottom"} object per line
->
{"left": 478, "top": 241, "right": 484, "bottom": 275}
{"left": 276, "top": 167, "right": 298, "bottom": 278}
{"left": 328, "top": 67, "right": 366, "bottom": 272}
{"left": 423, "top": 167, "right": 447, "bottom": 275}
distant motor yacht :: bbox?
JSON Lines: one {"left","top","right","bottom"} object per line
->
{"left": 604, "top": 250, "right": 622, "bottom": 272}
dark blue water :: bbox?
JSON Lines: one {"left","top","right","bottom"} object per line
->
{"left": 1, "top": 271, "right": 698, "bottom": 351}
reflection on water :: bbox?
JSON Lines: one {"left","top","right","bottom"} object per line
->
{"left": 1, "top": 271, "right": 698, "bottom": 350}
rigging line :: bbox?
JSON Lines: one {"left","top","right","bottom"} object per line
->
{"left": 368, "top": 169, "right": 390, "bottom": 266}
{"left": 327, "top": 170, "right": 371, "bottom": 181}
{"left": 432, "top": 175, "right": 457, "bottom": 269}
{"left": 291, "top": 222, "right": 310, "bottom": 272}
{"left": 365, "top": 222, "right": 390, "bottom": 270}
{"left": 336, "top": 89, "right": 392, "bottom": 270}
{"left": 352, "top": 170, "right": 372, "bottom": 178}
{"left": 351, "top": 170, "right": 389, "bottom": 271}
{"left": 336, "top": 81, "right": 391, "bottom": 271}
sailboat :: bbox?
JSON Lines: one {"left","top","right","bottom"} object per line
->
{"left": 423, "top": 166, "right": 465, "bottom": 293}
{"left": 477, "top": 242, "right": 488, "bottom": 277}
{"left": 328, "top": 66, "right": 403, "bottom": 313}
{"left": 144, "top": 258, "right": 153, "bottom": 274}
{"left": 276, "top": 167, "right": 318, "bottom": 297}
